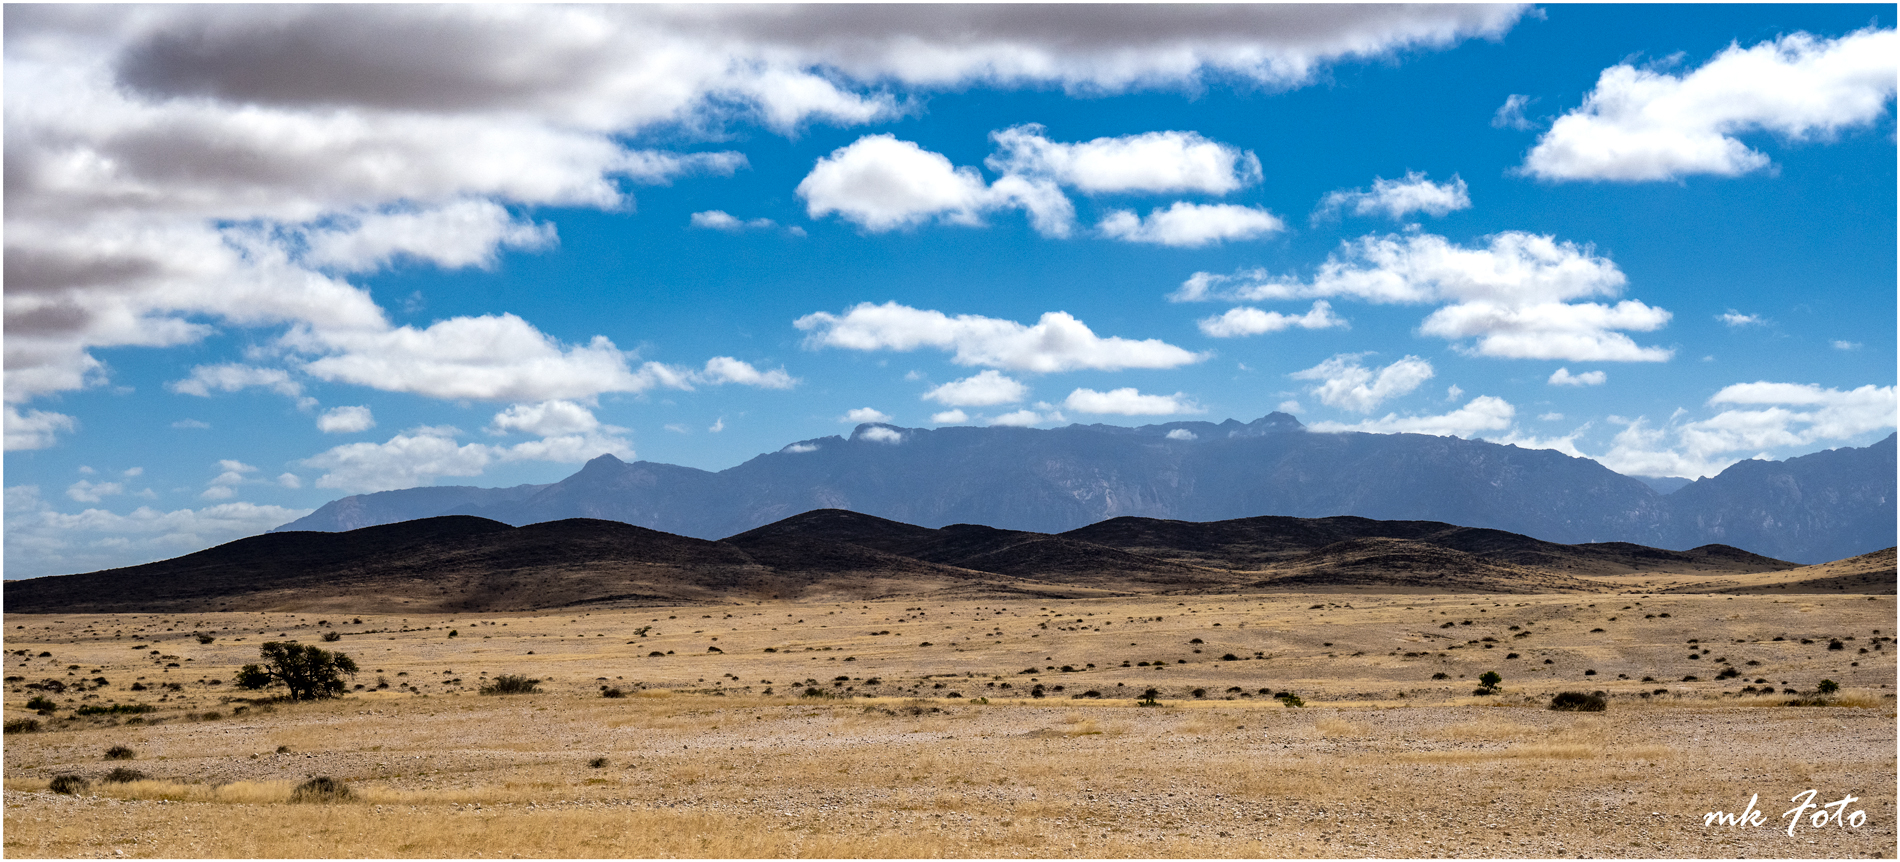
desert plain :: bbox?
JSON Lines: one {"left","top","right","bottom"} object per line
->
{"left": 3, "top": 590, "right": 1894, "bottom": 858}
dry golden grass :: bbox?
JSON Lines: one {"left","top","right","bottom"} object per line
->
{"left": 6, "top": 592, "right": 1894, "bottom": 857}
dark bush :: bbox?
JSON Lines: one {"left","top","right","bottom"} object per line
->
{"left": 1827, "top": 640, "right": 1844, "bottom": 651}
{"left": 75, "top": 703, "right": 155, "bottom": 716}
{"left": 4, "top": 718, "right": 41, "bottom": 734}
{"left": 1191, "top": 688, "right": 1207, "bottom": 698}
{"left": 105, "top": 745, "right": 136, "bottom": 760}
{"left": 235, "top": 642, "right": 358, "bottom": 701}
{"left": 195, "top": 633, "right": 215, "bottom": 645}
{"left": 1549, "top": 691, "right": 1607, "bottom": 712}
{"left": 290, "top": 776, "right": 352, "bottom": 803}
{"left": 1817, "top": 679, "right": 1840, "bottom": 694}
{"left": 588, "top": 756, "right": 609, "bottom": 769}
{"left": 49, "top": 774, "right": 89, "bottom": 795}
{"left": 1221, "top": 654, "right": 1238, "bottom": 661}
{"left": 480, "top": 675, "right": 539, "bottom": 695}
{"left": 26, "top": 695, "right": 56, "bottom": 712}
{"left": 321, "top": 631, "right": 342, "bottom": 643}
{"left": 102, "top": 767, "right": 148, "bottom": 784}
{"left": 1136, "top": 687, "right": 1160, "bottom": 707}
{"left": 601, "top": 687, "right": 626, "bottom": 698}
{"left": 1431, "top": 672, "right": 1449, "bottom": 680}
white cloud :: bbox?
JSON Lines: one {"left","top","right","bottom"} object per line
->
{"left": 1492, "top": 93, "right": 1535, "bottom": 130}
{"left": 1197, "top": 301, "right": 1347, "bottom": 338}
{"left": 301, "top": 199, "right": 559, "bottom": 273}
{"left": 1548, "top": 367, "right": 1607, "bottom": 387}
{"left": 1314, "top": 172, "right": 1470, "bottom": 221}
{"left": 1445, "top": 384, "right": 1463, "bottom": 401}
{"left": 1097, "top": 202, "right": 1284, "bottom": 247}
{"left": 170, "top": 419, "right": 211, "bottom": 430}
{"left": 167, "top": 363, "right": 304, "bottom": 399}
{"left": 691, "top": 210, "right": 778, "bottom": 231}
{"left": 277, "top": 472, "right": 303, "bottom": 489}
{"left": 1719, "top": 311, "right": 1764, "bottom": 327}
{"left": 489, "top": 400, "right": 602, "bottom": 437}
{"left": 798, "top": 135, "right": 997, "bottom": 232}
{"left": 1276, "top": 400, "right": 1302, "bottom": 413}
{"left": 989, "top": 409, "right": 1051, "bottom": 427}
{"left": 317, "top": 405, "right": 376, "bottom": 434}
{"left": 843, "top": 407, "right": 893, "bottom": 424}
{"left": 1522, "top": 27, "right": 1899, "bottom": 181}
{"left": 301, "top": 421, "right": 635, "bottom": 493}
{"left": 1833, "top": 340, "right": 1861, "bottom": 351}
{"left": 1177, "top": 232, "right": 1674, "bottom": 363}
{"left": 66, "top": 480, "right": 125, "bottom": 503}
{"left": 922, "top": 370, "right": 1029, "bottom": 407}
{"left": 782, "top": 442, "right": 819, "bottom": 453}
{"left": 1291, "top": 354, "right": 1435, "bottom": 413}
{"left": 1166, "top": 428, "right": 1197, "bottom": 441}
{"left": 1309, "top": 395, "right": 1515, "bottom": 438}
{"left": 288, "top": 313, "right": 701, "bottom": 402}
{"left": 1539, "top": 412, "right": 1564, "bottom": 421}
{"left": 708, "top": 418, "right": 724, "bottom": 433}
{"left": 200, "top": 486, "right": 237, "bottom": 501}
{"left": 1593, "top": 382, "right": 1897, "bottom": 477}
{"left": 698, "top": 356, "right": 798, "bottom": 389}
{"left": 123, "top": 466, "right": 143, "bottom": 477}
{"left": 931, "top": 409, "right": 970, "bottom": 424}
{"left": 5, "top": 405, "right": 78, "bottom": 450}
{"left": 858, "top": 426, "right": 903, "bottom": 443}
{"left": 986, "top": 125, "right": 1261, "bottom": 195}
{"left": 797, "top": 302, "right": 1204, "bottom": 373}
{"left": 1063, "top": 388, "right": 1203, "bottom": 416}
{"left": 664, "top": 423, "right": 691, "bottom": 434}
{"left": 2, "top": 484, "right": 313, "bottom": 578}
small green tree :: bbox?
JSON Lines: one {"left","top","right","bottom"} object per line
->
{"left": 1817, "top": 679, "right": 1840, "bottom": 695}
{"left": 1478, "top": 671, "right": 1502, "bottom": 690}
{"left": 234, "top": 642, "right": 358, "bottom": 701}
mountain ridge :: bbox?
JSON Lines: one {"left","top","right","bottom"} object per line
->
{"left": 273, "top": 415, "right": 1897, "bottom": 564}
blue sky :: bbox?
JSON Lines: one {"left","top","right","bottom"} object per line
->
{"left": 5, "top": 4, "right": 1895, "bottom": 578}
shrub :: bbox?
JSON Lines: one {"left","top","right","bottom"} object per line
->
{"left": 1191, "top": 688, "right": 1207, "bottom": 698}
{"left": 1817, "top": 679, "right": 1840, "bottom": 694}
{"left": 448, "top": 630, "right": 458, "bottom": 638}
{"left": 321, "top": 631, "right": 342, "bottom": 643}
{"left": 480, "top": 675, "right": 539, "bottom": 695}
{"left": 1221, "top": 654, "right": 1238, "bottom": 661}
{"left": 1549, "top": 691, "right": 1607, "bottom": 712}
{"left": 195, "top": 633, "right": 215, "bottom": 645}
{"left": 1431, "top": 672, "right": 1449, "bottom": 680}
{"left": 49, "top": 774, "right": 89, "bottom": 795}
{"left": 1136, "top": 687, "right": 1160, "bottom": 707}
{"left": 75, "top": 703, "right": 155, "bottom": 716}
{"left": 235, "top": 642, "right": 358, "bottom": 701}
{"left": 1828, "top": 640, "right": 1844, "bottom": 651}
{"left": 601, "top": 687, "right": 626, "bottom": 698}
{"left": 1478, "top": 671, "right": 1502, "bottom": 689}
{"left": 26, "top": 695, "right": 56, "bottom": 712}
{"left": 4, "top": 718, "right": 41, "bottom": 734}
{"left": 1279, "top": 694, "right": 1305, "bottom": 708}
{"left": 105, "top": 745, "right": 136, "bottom": 760}
{"left": 588, "top": 757, "right": 609, "bottom": 769}
{"left": 102, "top": 767, "right": 148, "bottom": 784}
{"left": 290, "top": 776, "right": 352, "bottom": 803}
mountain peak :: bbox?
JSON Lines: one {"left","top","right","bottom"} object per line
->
{"left": 580, "top": 453, "right": 628, "bottom": 471}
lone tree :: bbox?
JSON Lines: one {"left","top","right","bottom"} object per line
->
{"left": 1478, "top": 671, "right": 1503, "bottom": 690}
{"left": 234, "top": 642, "right": 358, "bottom": 701}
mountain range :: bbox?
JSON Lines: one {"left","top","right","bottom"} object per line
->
{"left": 15, "top": 507, "right": 1867, "bottom": 614}
{"left": 276, "top": 415, "right": 1896, "bottom": 565}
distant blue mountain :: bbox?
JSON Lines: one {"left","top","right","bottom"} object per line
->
{"left": 276, "top": 414, "right": 1896, "bottom": 564}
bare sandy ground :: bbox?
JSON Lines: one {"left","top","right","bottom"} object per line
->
{"left": 5, "top": 592, "right": 1894, "bottom": 857}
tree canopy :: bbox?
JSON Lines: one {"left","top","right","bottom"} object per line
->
{"left": 234, "top": 641, "right": 358, "bottom": 701}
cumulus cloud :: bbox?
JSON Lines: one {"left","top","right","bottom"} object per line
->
{"left": 167, "top": 363, "right": 305, "bottom": 399}
{"left": 798, "top": 135, "right": 997, "bottom": 231}
{"left": 986, "top": 124, "right": 1261, "bottom": 195}
{"left": 1719, "top": 311, "right": 1764, "bottom": 327}
{"left": 989, "top": 409, "right": 1054, "bottom": 427}
{"left": 1197, "top": 301, "right": 1346, "bottom": 338}
{"left": 1833, "top": 340, "right": 1861, "bottom": 351}
{"left": 843, "top": 407, "right": 893, "bottom": 424}
{"left": 1492, "top": 93, "right": 1536, "bottom": 130}
{"left": 931, "top": 409, "right": 970, "bottom": 424}
{"left": 1166, "top": 428, "right": 1197, "bottom": 441}
{"left": 1522, "top": 27, "right": 1899, "bottom": 182}
{"left": 1062, "top": 388, "right": 1203, "bottom": 416}
{"left": 922, "top": 370, "right": 1029, "bottom": 407}
{"left": 1548, "top": 367, "right": 1606, "bottom": 387}
{"left": 1291, "top": 354, "right": 1436, "bottom": 413}
{"left": 1308, "top": 395, "right": 1515, "bottom": 437}
{"left": 317, "top": 405, "right": 376, "bottom": 434}
{"left": 66, "top": 480, "right": 125, "bottom": 504}
{"left": 691, "top": 210, "right": 778, "bottom": 231}
{"left": 698, "top": 356, "right": 798, "bottom": 389}
{"left": 858, "top": 426, "right": 903, "bottom": 443}
{"left": 1176, "top": 231, "right": 1671, "bottom": 363}
{"left": 1314, "top": 172, "right": 1470, "bottom": 221}
{"left": 302, "top": 420, "right": 635, "bottom": 493}
{"left": 300, "top": 199, "right": 560, "bottom": 273}
{"left": 3, "top": 484, "right": 312, "bottom": 578}
{"left": 796, "top": 302, "right": 1204, "bottom": 373}
{"left": 5, "top": 405, "right": 78, "bottom": 451}
{"left": 1097, "top": 202, "right": 1284, "bottom": 247}
{"left": 1593, "top": 382, "right": 1896, "bottom": 477}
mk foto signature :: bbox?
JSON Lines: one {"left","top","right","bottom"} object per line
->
{"left": 1704, "top": 791, "right": 1870, "bottom": 835}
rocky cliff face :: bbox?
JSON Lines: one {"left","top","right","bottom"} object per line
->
{"left": 274, "top": 416, "right": 1896, "bottom": 563}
